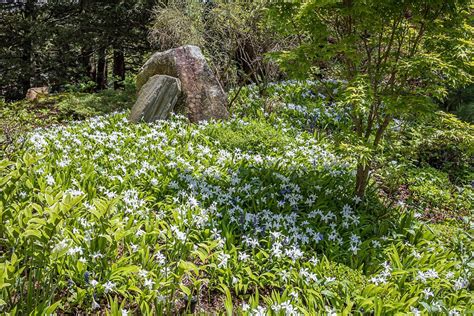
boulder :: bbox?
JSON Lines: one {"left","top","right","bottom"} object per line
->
{"left": 26, "top": 86, "right": 49, "bottom": 101}
{"left": 129, "top": 75, "right": 182, "bottom": 123}
{"left": 136, "top": 45, "right": 228, "bottom": 122}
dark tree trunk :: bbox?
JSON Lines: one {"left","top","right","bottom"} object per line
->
{"left": 80, "top": 46, "right": 94, "bottom": 82}
{"left": 21, "top": 0, "right": 36, "bottom": 96}
{"left": 96, "top": 47, "right": 107, "bottom": 90}
{"left": 21, "top": 39, "right": 32, "bottom": 96}
{"left": 113, "top": 47, "right": 125, "bottom": 89}
{"left": 355, "top": 164, "right": 370, "bottom": 198}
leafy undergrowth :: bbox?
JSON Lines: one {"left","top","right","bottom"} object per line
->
{"left": 0, "top": 81, "right": 472, "bottom": 315}
{"left": 0, "top": 86, "right": 136, "bottom": 158}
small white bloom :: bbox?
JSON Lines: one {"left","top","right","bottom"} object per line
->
{"left": 144, "top": 278, "right": 155, "bottom": 290}
{"left": 91, "top": 251, "right": 104, "bottom": 260}
{"left": 422, "top": 288, "right": 434, "bottom": 299}
{"left": 410, "top": 306, "right": 420, "bottom": 316}
{"left": 92, "top": 298, "right": 100, "bottom": 310}
{"left": 154, "top": 251, "right": 166, "bottom": 265}
{"left": 130, "top": 243, "right": 139, "bottom": 253}
{"left": 138, "top": 269, "right": 148, "bottom": 278}
{"left": 449, "top": 309, "right": 460, "bottom": 316}
{"left": 46, "top": 174, "right": 55, "bottom": 186}
{"left": 67, "top": 246, "right": 83, "bottom": 256}
{"left": 289, "top": 291, "right": 298, "bottom": 300}
{"left": 217, "top": 253, "right": 230, "bottom": 268}
{"left": 238, "top": 251, "right": 250, "bottom": 262}
{"left": 103, "top": 281, "right": 116, "bottom": 293}
{"left": 453, "top": 277, "right": 468, "bottom": 290}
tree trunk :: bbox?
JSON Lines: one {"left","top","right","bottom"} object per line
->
{"left": 355, "top": 115, "right": 391, "bottom": 198}
{"left": 355, "top": 163, "right": 370, "bottom": 198}
{"left": 113, "top": 47, "right": 125, "bottom": 89}
{"left": 80, "top": 46, "right": 95, "bottom": 83}
{"left": 96, "top": 47, "right": 107, "bottom": 90}
{"left": 21, "top": 0, "right": 36, "bottom": 96}
{"left": 21, "top": 37, "right": 32, "bottom": 96}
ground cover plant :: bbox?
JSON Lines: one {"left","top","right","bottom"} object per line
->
{"left": 0, "top": 82, "right": 136, "bottom": 159}
{"left": 0, "top": 81, "right": 472, "bottom": 315}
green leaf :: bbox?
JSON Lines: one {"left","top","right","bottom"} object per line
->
{"left": 23, "top": 229, "right": 42, "bottom": 239}
{"left": 220, "top": 284, "right": 233, "bottom": 316}
{"left": 179, "top": 260, "right": 199, "bottom": 275}
{"left": 179, "top": 284, "right": 191, "bottom": 296}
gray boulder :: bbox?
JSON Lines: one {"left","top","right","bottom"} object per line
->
{"left": 136, "top": 45, "right": 229, "bottom": 123}
{"left": 129, "top": 75, "right": 182, "bottom": 123}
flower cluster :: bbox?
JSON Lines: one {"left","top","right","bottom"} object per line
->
{"left": 1, "top": 81, "right": 471, "bottom": 315}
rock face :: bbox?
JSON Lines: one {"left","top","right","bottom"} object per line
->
{"left": 26, "top": 86, "right": 49, "bottom": 101}
{"left": 129, "top": 75, "right": 182, "bottom": 123}
{"left": 135, "top": 45, "right": 229, "bottom": 122}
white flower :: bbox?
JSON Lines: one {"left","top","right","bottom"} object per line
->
{"left": 144, "top": 278, "right": 155, "bottom": 290}
{"left": 92, "top": 298, "right": 100, "bottom": 310}
{"left": 280, "top": 270, "right": 290, "bottom": 282}
{"left": 238, "top": 251, "right": 250, "bottom": 262}
{"left": 353, "top": 196, "right": 362, "bottom": 204}
{"left": 445, "top": 271, "right": 454, "bottom": 279}
{"left": 52, "top": 238, "right": 69, "bottom": 252}
{"left": 453, "top": 277, "right": 468, "bottom": 290}
{"left": 410, "top": 306, "right": 420, "bottom": 316}
{"left": 154, "top": 251, "right": 166, "bottom": 265}
{"left": 67, "top": 246, "right": 83, "bottom": 256}
{"left": 90, "top": 279, "right": 98, "bottom": 287}
{"left": 138, "top": 269, "right": 148, "bottom": 278}
{"left": 422, "top": 288, "right": 434, "bottom": 299}
{"left": 371, "top": 240, "right": 381, "bottom": 248}
{"left": 46, "top": 174, "right": 55, "bottom": 186}
{"left": 289, "top": 291, "right": 298, "bottom": 300}
{"left": 217, "top": 253, "right": 230, "bottom": 268}
{"left": 130, "top": 243, "right": 139, "bottom": 253}
{"left": 91, "top": 251, "right": 104, "bottom": 260}
{"left": 309, "top": 256, "right": 319, "bottom": 265}
{"left": 252, "top": 306, "right": 267, "bottom": 316}
{"left": 121, "top": 309, "right": 129, "bottom": 316}
{"left": 103, "top": 281, "right": 116, "bottom": 293}
{"left": 416, "top": 269, "right": 438, "bottom": 283}
{"left": 326, "top": 308, "right": 337, "bottom": 316}
{"left": 369, "top": 276, "right": 385, "bottom": 285}
{"left": 170, "top": 225, "right": 186, "bottom": 242}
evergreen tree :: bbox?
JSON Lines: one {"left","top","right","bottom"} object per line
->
{"left": 0, "top": 0, "right": 156, "bottom": 100}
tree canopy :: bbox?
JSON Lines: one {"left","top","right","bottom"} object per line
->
{"left": 268, "top": 0, "right": 473, "bottom": 196}
{"left": 0, "top": 0, "right": 155, "bottom": 100}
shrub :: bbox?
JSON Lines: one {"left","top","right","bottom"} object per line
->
{"left": 417, "top": 113, "right": 474, "bottom": 184}
{"left": 149, "top": 0, "right": 290, "bottom": 89}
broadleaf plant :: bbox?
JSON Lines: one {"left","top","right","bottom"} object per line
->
{"left": 268, "top": 0, "right": 473, "bottom": 197}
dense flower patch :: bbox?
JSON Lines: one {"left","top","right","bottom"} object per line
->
{"left": 0, "top": 82, "right": 472, "bottom": 315}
